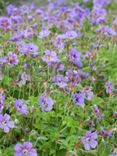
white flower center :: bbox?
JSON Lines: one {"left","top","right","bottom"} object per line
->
{"left": 86, "top": 137, "right": 90, "bottom": 142}
{"left": 2, "top": 120, "right": 7, "bottom": 126}
{"left": 22, "top": 149, "right": 28, "bottom": 156}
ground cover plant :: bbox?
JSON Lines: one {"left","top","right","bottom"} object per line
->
{"left": 0, "top": 0, "right": 117, "bottom": 155}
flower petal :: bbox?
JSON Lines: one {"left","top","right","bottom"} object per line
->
{"left": 91, "top": 131, "right": 97, "bottom": 139}
{"left": 4, "top": 126, "right": 9, "bottom": 133}
{"left": 8, "top": 121, "right": 15, "bottom": 128}
{"left": 84, "top": 143, "right": 90, "bottom": 150}
{"left": 15, "top": 143, "right": 22, "bottom": 152}
{"left": 90, "top": 140, "right": 97, "bottom": 149}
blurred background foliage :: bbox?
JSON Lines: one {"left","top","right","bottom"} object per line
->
{"left": 0, "top": 0, "right": 91, "bottom": 15}
{"left": 0, "top": 0, "right": 117, "bottom": 17}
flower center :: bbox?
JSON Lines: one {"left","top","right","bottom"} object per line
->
{"left": 46, "top": 54, "right": 51, "bottom": 60}
{"left": 2, "top": 120, "right": 7, "bottom": 126}
{"left": 1, "top": 20, "right": 8, "bottom": 27}
{"left": 76, "top": 97, "right": 79, "bottom": 102}
{"left": 86, "top": 137, "right": 90, "bottom": 142}
{"left": 8, "top": 56, "right": 13, "bottom": 63}
{"left": 18, "top": 105, "right": 22, "bottom": 109}
{"left": 43, "top": 102, "right": 48, "bottom": 108}
{"left": 22, "top": 149, "right": 28, "bottom": 155}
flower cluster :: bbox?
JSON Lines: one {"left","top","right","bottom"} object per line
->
{"left": 0, "top": 0, "right": 116, "bottom": 155}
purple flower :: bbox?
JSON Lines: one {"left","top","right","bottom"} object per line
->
{"left": 91, "top": 8, "right": 107, "bottom": 25}
{"left": 54, "top": 37, "right": 64, "bottom": 53}
{"left": 0, "top": 62, "right": 3, "bottom": 81}
{"left": 80, "top": 71, "right": 90, "bottom": 80}
{"left": 94, "top": 105, "right": 102, "bottom": 120}
{"left": 27, "top": 42, "right": 39, "bottom": 57}
{"left": 23, "top": 63, "right": 32, "bottom": 69}
{"left": 27, "top": 15, "right": 34, "bottom": 22}
{"left": 48, "top": 62, "right": 64, "bottom": 71}
{"left": 113, "top": 17, "right": 117, "bottom": 25}
{"left": 109, "top": 154, "right": 117, "bottom": 156}
{"left": 82, "top": 131, "right": 98, "bottom": 150}
{"left": 14, "top": 99, "right": 28, "bottom": 115}
{"left": 81, "top": 87, "right": 94, "bottom": 100}
{"left": 88, "top": 120, "right": 95, "bottom": 128}
{"left": 39, "top": 95, "right": 54, "bottom": 112}
{"left": 74, "top": 6, "right": 88, "bottom": 25}
{"left": 83, "top": 0, "right": 89, "bottom": 3}
{"left": 101, "top": 127, "right": 112, "bottom": 137}
{"left": 10, "top": 32, "right": 24, "bottom": 42}
{"left": 6, "top": 4, "right": 19, "bottom": 17}
{"left": 69, "top": 49, "right": 82, "bottom": 68}
{"left": 18, "top": 72, "right": 31, "bottom": 86}
{"left": 27, "top": 43, "right": 38, "bottom": 52}
{"left": 54, "top": 75, "right": 67, "bottom": 88}
{"left": 32, "top": 23, "right": 38, "bottom": 29}
{"left": 11, "top": 16, "right": 22, "bottom": 25}
{"left": 5, "top": 52, "right": 18, "bottom": 67}
{"left": 38, "top": 29, "right": 50, "bottom": 38}
{"left": 14, "top": 142, "right": 37, "bottom": 156}
{"left": 105, "top": 27, "right": 116, "bottom": 37}
{"left": 21, "top": 72, "right": 31, "bottom": 82}
{"left": 16, "top": 41, "right": 28, "bottom": 54}
{"left": 42, "top": 50, "right": 60, "bottom": 63}
{"left": 114, "top": 112, "right": 117, "bottom": 118}
{"left": 105, "top": 81, "right": 113, "bottom": 94}
{"left": 23, "top": 28, "right": 34, "bottom": 39}
{"left": 0, "top": 72, "right": 2, "bottom": 81}
{"left": 83, "top": 50, "right": 90, "bottom": 59}
{"left": 6, "top": 4, "right": 16, "bottom": 16}
{"left": 73, "top": 93, "right": 84, "bottom": 106}
{"left": 90, "top": 58, "right": 96, "bottom": 71}
{"left": 19, "top": 4, "right": 33, "bottom": 15}
{"left": 36, "top": 9, "right": 44, "bottom": 18}
{"left": 0, "top": 95, "right": 5, "bottom": 113}
{"left": 0, "top": 17, "right": 11, "bottom": 30}
{"left": 0, "top": 114, "right": 15, "bottom": 133}
{"left": 63, "top": 30, "right": 80, "bottom": 40}
{"left": 66, "top": 70, "right": 81, "bottom": 86}
{"left": 95, "top": 25, "right": 106, "bottom": 34}
{"left": 93, "top": 0, "right": 110, "bottom": 8}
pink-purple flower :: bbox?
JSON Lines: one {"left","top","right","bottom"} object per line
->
{"left": 93, "top": 0, "right": 110, "bottom": 8}
{"left": 81, "top": 87, "right": 94, "bottom": 100}
{"left": 0, "top": 17, "right": 11, "bottom": 30}
{"left": 38, "top": 29, "right": 50, "bottom": 38}
{"left": 42, "top": 50, "right": 60, "bottom": 63}
{"left": 100, "top": 127, "right": 112, "bottom": 137}
{"left": 114, "top": 112, "right": 117, "bottom": 118}
{"left": 0, "top": 95, "right": 5, "bottom": 113}
{"left": 14, "top": 142, "right": 37, "bottom": 156}
{"left": 14, "top": 99, "right": 28, "bottom": 115}
{"left": 0, "top": 114, "right": 15, "bottom": 133}
{"left": 105, "top": 81, "right": 113, "bottom": 94}
{"left": 73, "top": 93, "right": 84, "bottom": 106}
{"left": 39, "top": 95, "right": 54, "bottom": 112}
{"left": 66, "top": 70, "right": 81, "bottom": 86}
{"left": 16, "top": 41, "right": 28, "bottom": 54}
{"left": 105, "top": 27, "right": 116, "bottom": 37}
{"left": 94, "top": 105, "right": 102, "bottom": 120}
{"left": 27, "top": 42, "right": 39, "bottom": 57}
{"left": 69, "top": 48, "right": 82, "bottom": 68}
{"left": 54, "top": 75, "right": 67, "bottom": 88}
{"left": 82, "top": 131, "right": 98, "bottom": 150}
{"left": 5, "top": 52, "right": 18, "bottom": 67}
{"left": 48, "top": 62, "right": 64, "bottom": 71}
{"left": 63, "top": 30, "right": 80, "bottom": 40}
